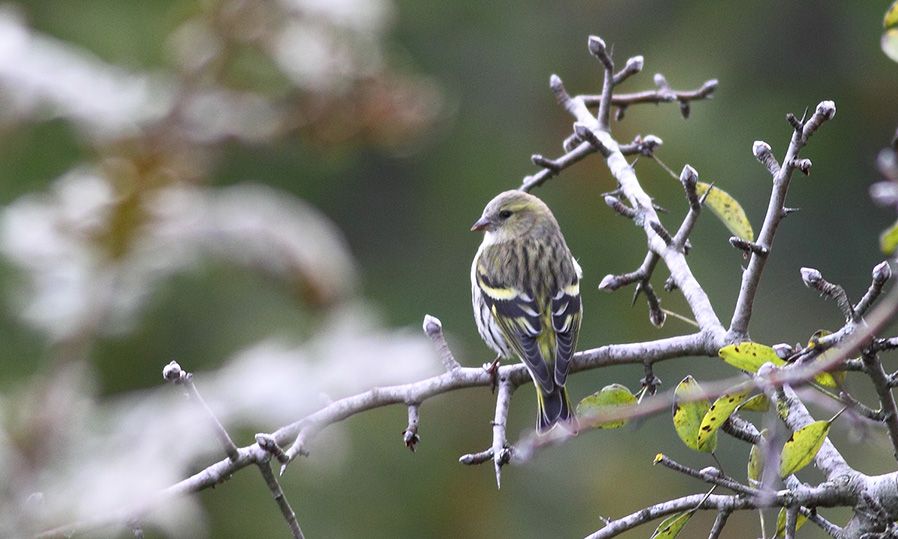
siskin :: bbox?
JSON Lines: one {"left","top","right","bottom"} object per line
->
{"left": 471, "top": 190, "right": 582, "bottom": 434}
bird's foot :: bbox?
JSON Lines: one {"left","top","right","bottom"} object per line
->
{"left": 482, "top": 356, "right": 502, "bottom": 393}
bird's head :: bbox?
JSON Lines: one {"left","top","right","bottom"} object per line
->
{"left": 471, "top": 190, "right": 558, "bottom": 241}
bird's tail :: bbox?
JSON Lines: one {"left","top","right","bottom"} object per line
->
{"left": 536, "top": 385, "right": 579, "bottom": 434}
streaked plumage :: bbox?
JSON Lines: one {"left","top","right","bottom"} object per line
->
{"left": 470, "top": 190, "right": 582, "bottom": 433}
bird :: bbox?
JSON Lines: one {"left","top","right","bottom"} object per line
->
{"left": 470, "top": 190, "right": 583, "bottom": 434}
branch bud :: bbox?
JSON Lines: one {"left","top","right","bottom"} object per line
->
{"left": 643, "top": 134, "right": 663, "bottom": 148}
{"left": 679, "top": 164, "right": 700, "bottom": 211}
{"left": 549, "top": 74, "right": 570, "bottom": 106}
{"left": 800, "top": 267, "right": 823, "bottom": 288}
{"left": 598, "top": 274, "right": 619, "bottom": 292}
{"left": 873, "top": 260, "right": 892, "bottom": 285}
{"left": 772, "top": 343, "right": 795, "bottom": 359}
{"left": 587, "top": 35, "right": 607, "bottom": 57}
{"left": 422, "top": 314, "right": 442, "bottom": 338}
{"left": 791, "top": 158, "right": 812, "bottom": 175}
{"left": 752, "top": 141, "right": 780, "bottom": 175}
{"left": 679, "top": 164, "right": 698, "bottom": 186}
{"left": 162, "top": 360, "right": 184, "bottom": 383}
{"left": 532, "top": 154, "right": 560, "bottom": 172}
{"left": 625, "top": 55, "right": 644, "bottom": 73}
{"left": 815, "top": 100, "right": 836, "bottom": 121}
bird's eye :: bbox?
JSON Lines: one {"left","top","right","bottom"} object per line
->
{"left": 498, "top": 209, "right": 513, "bottom": 220}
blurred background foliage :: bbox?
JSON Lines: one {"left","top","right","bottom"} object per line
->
{"left": 1, "top": 1, "right": 897, "bottom": 537}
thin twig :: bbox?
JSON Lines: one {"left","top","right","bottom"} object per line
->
{"left": 860, "top": 351, "right": 898, "bottom": 461}
{"left": 708, "top": 510, "right": 730, "bottom": 539}
{"left": 654, "top": 454, "right": 759, "bottom": 497}
{"left": 163, "top": 361, "right": 239, "bottom": 461}
{"left": 728, "top": 101, "right": 836, "bottom": 340}
{"left": 581, "top": 78, "right": 718, "bottom": 109}
{"left": 257, "top": 461, "right": 304, "bottom": 539}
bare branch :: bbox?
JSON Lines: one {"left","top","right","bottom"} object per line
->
{"left": 491, "top": 378, "right": 514, "bottom": 488}
{"left": 163, "top": 361, "right": 239, "bottom": 462}
{"left": 403, "top": 404, "right": 421, "bottom": 452}
{"left": 860, "top": 351, "right": 898, "bottom": 461}
{"left": 708, "top": 510, "right": 730, "bottom": 539}
{"left": 654, "top": 454, "right": 759, "bottom": 497}
{"left": 587, "top": 35, "right": 615, "bottom": 129}
{"left": 729, "top": 100, "right": 836, "bottom": 340}
{"left": 581, "top": 78, "right": 718, "bottom": 109}
{"left": 800, "top": 267, "right": 855, "bottom": 321}
{"left": 255, "top": 433, "right": 290, "bottom": 465}
{"left": 855, "top": 261, "right": 892, "bottom": 317}
{"left": 257, "top": 461, "right": 305, "bottom": 539}
{"left": 584, "top": 493, "right": 752, "bottom": 539}
{"left": 422, "top": 315, "right": 461, "bottom": 371}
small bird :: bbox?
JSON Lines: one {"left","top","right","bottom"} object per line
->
{"left": 471, "top": 190, "right": 582, "bottom": 434}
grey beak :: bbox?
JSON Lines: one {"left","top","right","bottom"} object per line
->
{"left": 471, "top": 216, "right": 491, "bottom": 232}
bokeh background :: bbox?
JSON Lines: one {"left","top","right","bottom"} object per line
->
{"left": 1, "top": 1, "right": 897, "bottom": 537}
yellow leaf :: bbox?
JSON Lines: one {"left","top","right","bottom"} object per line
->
{"left": 799, "top": 331, "right": 844, "bottom": 388}
{"left": 812, "top": 368, "right": 843, "bottom": 389}
{"left": 881, "top": 219, "right": 898, "bottom": 253}
{"left": 779, "top": 420, "right": 830, "bottom": 477}
{"left": 695, "top": 182, "right": 754, "bottom": 241}
{"left": 718, "top": 342, "right": 785, "bottom": 373}
{"left": 885, "top": 0, "right": 898, "bottom": 29}
{"left": 739, "top": 394, "right": 770, "bottom": 412}
{"left": 697, "top": 384, "right": 752, "bottom": 451}
{"left": 773, "top": 507, "right": 808, "bottom": 538}
{"left": 649, "top": 511, "right": 693, "bottom": 539}
{"left": 673, "top": 376, "right": 716, "bottom": 453}
{"left": 576, "top": 383, "right": 637, "bottom": 429}
{"left": 747, "top": 433, "right": 766, "bottom": 487}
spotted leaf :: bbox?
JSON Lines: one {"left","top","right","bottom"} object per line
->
{"left": 695, "top": 182, "right": 754, "bottom": 241}
{"left": 779, "top": 420, "right": 830, "bottom": 477}
{"left": 673, "top": 376, "right": 715, "bottom": 453}
{"left": 697, "top": 384, "right": 752, "bottom": 451}
{"left": 718, "top": 342, "right": 785, "bottom": 373}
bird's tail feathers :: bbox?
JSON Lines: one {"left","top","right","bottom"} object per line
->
{"left": 536, "top": 385, "right": 579, "bottom": 435}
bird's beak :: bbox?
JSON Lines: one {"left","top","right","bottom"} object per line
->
{"left": 471, "top": 216, "right": 490, "bottom": 232}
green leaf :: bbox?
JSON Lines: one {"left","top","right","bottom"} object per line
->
{"left": 718, "top": 342, "right": 785, "bottom": 373}
{"left": 885, "top": 0, "right": 898, "bottom": 29}
{"left": 576, "top": 383, "right": 637, "bottom": 429}
{"left": 880, "top": 219, "right": 898, "bottom": 253}
{"left": 773, "top": 507, "right": 808, "bottom": 538}
{"left": 649, "top": 511, "right": 693, "bottom": 539}
{"left": 779, "top": 420, "right": 830, "bottom": 477}
{"left": 697, "top": 384, "right": 752, "bottom": 451}
{"left": 673, "top": 376, "right": 716, "bottom": 452}
{"left": 739, "top": 394, "right": 770, "bottom": 413}
{"left": 695, "top": 182, "right": 754, "bottom": 241}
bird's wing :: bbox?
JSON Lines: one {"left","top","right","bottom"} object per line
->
{"left": 476, "top": 271, "right": 554, "bottom": 393}
{"left": 552, "top": 258, "right": 582, "bottom": 386}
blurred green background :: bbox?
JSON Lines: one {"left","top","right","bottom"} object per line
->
{"left": 2, "top": 1, "right": 898, "bottom": 537}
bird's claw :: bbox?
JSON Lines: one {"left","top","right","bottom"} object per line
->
{"left": 482, "top": 356, "right": 502, "bottom": 393}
